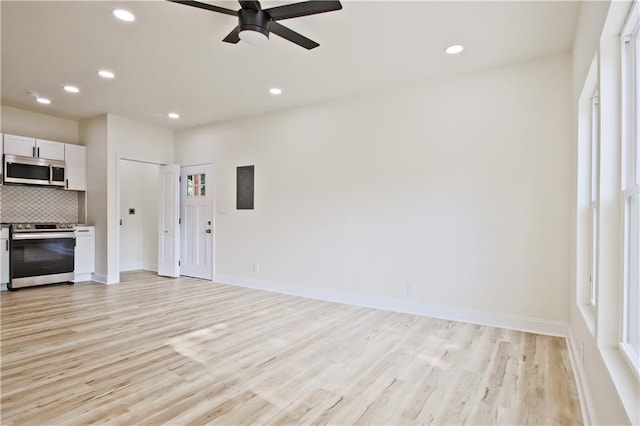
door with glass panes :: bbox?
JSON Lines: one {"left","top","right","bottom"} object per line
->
{"left": 180, "top": 165, "right": 213, "bottom": 279}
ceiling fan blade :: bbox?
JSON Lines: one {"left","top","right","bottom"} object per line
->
{"left": 222, "top": 26, "right": 241, "bottom": 43}
{"left": 238, "top": 0, "right": 262, "bottom": 10}
{"left": 265, "top": 1, "right": 341, "bottom": 21}
{"left": 270, "top": 21, "right": 319, "bottom": 50}
{"left": 167, "top": 0, "right": 237, "bottom": 16}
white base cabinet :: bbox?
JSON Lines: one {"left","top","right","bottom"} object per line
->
{"left": 0, "top": 133, "right": 3, "bottom": 186}
{"left": 1, "top": 228, "right": 9, "bottom": 286}
{"left": 74, "top": 226, "right": 95, "bottom": 282}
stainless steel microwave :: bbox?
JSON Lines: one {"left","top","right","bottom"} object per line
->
{"left": 3, "top": 154, "right": 66, "bottom": 187}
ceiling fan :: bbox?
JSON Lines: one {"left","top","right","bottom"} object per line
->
{"left": 169, "top": 0, "right": 342, "bottom": 50}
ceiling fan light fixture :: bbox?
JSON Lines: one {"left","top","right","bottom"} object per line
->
{"left": 237, "top": 8, "right": 270, "bottom": 45}
{"left": 239, "top": 29, "right": 269, "bottom": 45}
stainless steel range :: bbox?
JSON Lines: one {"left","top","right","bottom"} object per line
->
{"left": 9, "top": 223, "right": 76, "bottom": 290}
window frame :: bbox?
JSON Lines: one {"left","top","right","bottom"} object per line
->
{"left": 590, "top": 91, "right": 600, "bottom": 308}
{"left": 620, "top": 0, "right": 640, "bottom": 377}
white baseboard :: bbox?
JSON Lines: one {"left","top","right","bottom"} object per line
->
{"left": 214, "top": 274, "right": 568, "bottom": 337}
{"left": 0, "top": 283, "right": 7, "bottom": 291}
{"left": 73, "top": 273, "right": 93, "bottom": 283}
{"left": 566, "top": 329, "right": 596, "bottom": 425}
{"left": 91, "top": 273, "right": 108, "bottom": 284}
{"left": 143, "top": 263, "right": 158, "bottom": 272}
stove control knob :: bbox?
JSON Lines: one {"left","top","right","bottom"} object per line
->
{"left": 16, "top": 224, "right": 22, "bottom": 229}
{"left": 25, "top": 224, "right": 31, "bottom": 229}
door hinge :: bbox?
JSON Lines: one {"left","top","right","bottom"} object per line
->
{"left": 178, "top": 260, "right": 181, "bottom": 266}
{"left": 179, "top": 218, "right": 181, "bottom": 225}
{"left": 179, "top": 176, "right": 181, "bottom": 183}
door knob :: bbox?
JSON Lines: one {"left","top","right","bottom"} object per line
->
{"left": 205, "top": 229, "right": 212, "bottom": 234}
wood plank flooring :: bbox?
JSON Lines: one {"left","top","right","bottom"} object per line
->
{"left": 1, "top": 271, "right": 582, "bottom": 425}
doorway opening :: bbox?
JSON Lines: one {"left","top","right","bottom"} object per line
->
{"left": 118, "top": 159, "right": 161, "bottom": 277}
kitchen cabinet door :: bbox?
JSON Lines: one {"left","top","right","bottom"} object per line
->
{"left": 1, "top": 228, "right": 9, "bottom": 285}
{"left": 36, "top": 139, "right": 65, "bottom": 161}
{"left": 74, "top": 226, "right": 95, "bottom": 282}
{"left": 65, "top": 144, "right": 86, "bottom": 191}
{"left": 3, "top": 134, "right": 36, "bottom": 157}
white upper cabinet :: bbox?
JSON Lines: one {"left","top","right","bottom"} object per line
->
{"left": 36, "top": 139, "right": 65, "bottom": 161}
{"left": 3, "top": 134, "right": 65, "bottom": 161}
{"left": 3, "top": 134, "right": 36, "bottom": 157}
{"left": 64, "top": 144, "right": 86, "bottom": 191}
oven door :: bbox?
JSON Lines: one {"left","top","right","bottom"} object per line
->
{"left": 10, "top": 232, "right": 76, "bottom": 288}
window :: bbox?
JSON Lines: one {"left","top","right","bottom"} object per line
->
{"left": 186, "top": 173, "right": 206, "bottom": 197}
{"left": 621, "top": 1, "right": 640, "bottom": 374}
{"left": 590, "top": 91, "right": 600, "bottom": 307}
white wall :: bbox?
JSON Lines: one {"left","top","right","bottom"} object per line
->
{"left": 141, "top": 164, "right": 160, "bottom": 271}
{"left": 81, "top": 114, "right": 173, "bottom": 283}
{"left": 1, "top": 105, "right": 80, "bottom": 144}
{"left": 110, "top": 115, "right": 173, "bottom": 281}
{"left": 80, "top": 115, "right": 109, "bottom": 281}
{"left": 176, "top": 53, "right": 572, "bottom": 326}
{"left": 119, "top": 159, "right": 145, "bottom": 271}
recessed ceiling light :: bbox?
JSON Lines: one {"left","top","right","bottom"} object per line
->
{"left": 269, "top": 88, "right": 282, "bottom": 95}
{"left": 445, "top": 44, "right": 464, "bottom": 55}
{"left": 36, "top": 96, "right": 51, "bottom": 105}
{"left": 168, "top": 112, "right": 180, "bottom": 119}
{"left": 98, "top": 70, "right": 115, "bottom": 79}
{"left": 113, "top": 9, "right": 135, "bottom": 22}
{"left": 64, "top": 85, "right": 80, "bottom": 93}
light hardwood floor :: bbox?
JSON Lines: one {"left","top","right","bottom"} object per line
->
{"left": 1, "top": 271, "right": 582, "bottom": 425}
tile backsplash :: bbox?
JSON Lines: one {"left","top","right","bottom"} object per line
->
{"left": 0, "top": 185, "right": 79, "bottom": 223}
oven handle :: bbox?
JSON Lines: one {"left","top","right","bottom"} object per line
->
{"left": 12, "top": 232, "right": 76, "bottom": 240}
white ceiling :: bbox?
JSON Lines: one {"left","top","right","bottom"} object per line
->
{"left": 1, "top": 0, "right": 579, "bottom": 130}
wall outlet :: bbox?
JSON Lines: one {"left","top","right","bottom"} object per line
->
{"left": 406, "top": 284, "right": 416, "bottom": 297}
{"left": 253, "top": 262, "right": 259, "bottom": 273}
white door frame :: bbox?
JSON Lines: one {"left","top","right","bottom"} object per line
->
{"left": 115, "top": 156, "right": 165, "bottom": 282}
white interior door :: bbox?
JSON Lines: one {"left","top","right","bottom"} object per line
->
{"left": 158, "top": 165, "right": 180, "bottom": 277}
{"left": 180, "top": 164, "right": 213, "bottom": 280}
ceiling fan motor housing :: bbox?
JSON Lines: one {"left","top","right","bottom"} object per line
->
{"left": 238, "top": 8, "right": 270, "bottom": 38}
